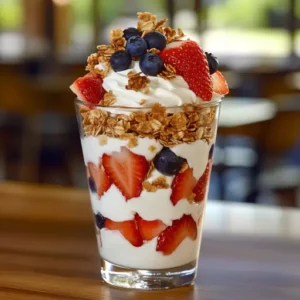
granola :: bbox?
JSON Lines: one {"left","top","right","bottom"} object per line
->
{"left": 80, "top": 103, "right": 217, "bottom": 146}
{"left": 126, "top": 71, "right": 150, "bottom": 93}
{"left": 143, "top": 176, "right": 169, "bottom": 192}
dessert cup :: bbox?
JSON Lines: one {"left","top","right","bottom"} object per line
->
{"left": 75, "top": 99, "right": 221, "bottom": 290}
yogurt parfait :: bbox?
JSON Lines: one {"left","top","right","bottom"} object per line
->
{"left": 70, "top": 12, "right": 228, "bottom": 290}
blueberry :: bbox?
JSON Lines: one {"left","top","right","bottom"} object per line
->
{"left": 209, "top": 144, "right": 214, "bottom": 159}
{"left": 110, "top": 50, "right": 132, "bottom": 72}
{"left": 123, "top": 27, "right": 141, "bottom": 40}
{"left": 139, "top": 53, "right": 164, "bottom": 76}
{"left": 143, "top": 31, "right": 167, "bottom": 51}
{"left": 205, "top": 52, "right": 219, "bottom": 75}
{"left": 126, "top": 36, "right": 147, "bottom": 57}
{"left": 94, "top": 213, "right": 106, "bottom": 230}
{"left": 88, "top": 177, "right": 96, "bottom": 193}
{"left": 154, "top": 148, "right": 186, "bottom": 176}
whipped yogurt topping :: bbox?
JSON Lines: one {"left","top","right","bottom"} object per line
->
{"left": 97, "top": 61, "right": 203, "bottom": 107}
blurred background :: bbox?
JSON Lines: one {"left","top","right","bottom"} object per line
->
{"left": 0, "top": 0, "right": 299, "bottom": 207}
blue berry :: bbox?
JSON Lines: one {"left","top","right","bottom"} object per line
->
{"left": 110, "top": 50, "right": 132, "bottom": 72}
{"left": 123, "top": 27, "right": 141, "bottom": 40}
{"left": 209, "top": 144, "right": 214, "bottom": 159}
{"left": 143, "top": 31, "right": 167, "bottom": 51}
{"left": 94, "top": 213, "right": 106, "bottom": 230}
{"left": 205, "top": 52, "right": 219, "bottom": 75}
{"left": 154, "top": 148, "right": 186, "bottom": 176}
{"left": 126, "top": 36, "right": 147, "bottom": 57}
{"left": 139, "top": 53, "right": 164, "bottom": 76}
{"left": 88, "top": 177, "right": 96, "bottom": 193}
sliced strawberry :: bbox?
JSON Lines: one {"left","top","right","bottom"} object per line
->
{"left": 156, "top": 214, "right": 197, "bottom": 255}
{"left": 211, "top": 71, "right": 229, "bottom": 95}
{"left": 105, "top": 218, "right": 143, "bottom": 247}
{"left": 87, "top": 162, "right": 112, "bottom": 197}
{"left": 160, "top": 40, "right": 213, "bottom": 101}
{"left": 170, "top": 168, "right": 197, "bottom": 206}
{"left": 70, "top": 72, "right": 106, "bottom": 104}
{"left": 192, "top": 160, "right": 212, "bottom": 202}
{"left": 102, "top": 147, "right": 149, "bottom": 200}
{"left": 135, "top": 214, "right": 167, "bottom": 241}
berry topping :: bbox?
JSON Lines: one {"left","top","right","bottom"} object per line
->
{"left": 211, "top": 71, "right": 229, "bottom": 95}
{"left": 70, "top": 72, "right": 106, "bottom": 104}
{"left": 192, "top": 160, "right": 212, "bottom": 202}
{"left": 205, "top": 52, "right": 219, "bottom": 75}
{"left": 102, "top": 147, "right": 149, "bottom": 200}
{"left": 139, "top": 53, "right": 164, "bottom": 76}
{"left": 160, "top": 40, "right": 213, "bottom": 101}
{"left": 123, "top": 27, "right": 141, "bottom": 40}
{"left": 156, "top": 215, "right": 197, "bottom": 255}
{"left": 126, "top": 36, "right": 147, "bottom": 57}
{"left": 95, "top": 213, "right": 106, "bottom": 230}
{"left": 87, "top": 162, "right": 112, "bottom": 197}
{"left": 110, "top": 50, "right": 132, "bottom": 72}
{"left": 154, "top": 148, "right": 186, "bottom": 176}
{"left": 170, "top": 167, "right": 197, "bottom": 206}
{"left": 143, "top": 31, "right": 167, "bottom": 51}
{"left": 105, "top": 218, "right": 143, "bottom": 247}
{"left": 135, "top": 214, "right": 167, "bottom": 241}
{"left": 88, "top": 177, "right": 97, "bottom": 193}
{"left": 209, "top": 144, "right": 214, "bottom": 160}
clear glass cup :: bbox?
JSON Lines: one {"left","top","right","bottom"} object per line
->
{"left": 75, "top": 99, "right": 221, "bottom": 290}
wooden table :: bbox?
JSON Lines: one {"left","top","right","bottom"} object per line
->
{"left": 1, "top": 182, "right": 300, "bottom": 300}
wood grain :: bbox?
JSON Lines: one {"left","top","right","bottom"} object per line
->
{"left": 0, "top": 181, "right": 300, "bottom": 300}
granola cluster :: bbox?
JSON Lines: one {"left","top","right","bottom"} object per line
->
{"left": 80, "top": 103, "right": 217, "bottom": 147}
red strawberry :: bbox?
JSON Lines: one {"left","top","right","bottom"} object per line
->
{"left": 170, "top": 168, "right": 197, "bottom": 206}
{"left": 105, "top": 218, "right": 143, "bottom": 247}
{"left": 70, "top": 72, "right": 106, "bottom": 104}
{"left": 212, "top": 71, "right": 229, "bottom": 95}
{"left": 160, "top": 40, "right": 213, "bottom": 101}
{"left": 102, "top": 147, "right": 149, "bottom": 200}
{"left": 156, "top": 215, "right": 197, "bottom": 255}
{"left": 192, "top": 160, "right": 212, "bottom": 202}
{"left": 87, "top": 162, "right": 112, "bottom": 197}
{"left": 135, "top": 214, "right": 167, "bottom": 241}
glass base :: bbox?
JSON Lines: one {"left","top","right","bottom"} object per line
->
{"left": 100, "top": 258, "right": 197, "bottom": 290}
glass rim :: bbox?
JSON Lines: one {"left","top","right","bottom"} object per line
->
{"left": 74, "top": 98, "right": 222, "bottom": 110}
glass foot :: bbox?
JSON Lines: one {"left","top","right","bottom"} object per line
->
{"left": 100, "top": 258, "right": 197, "bottom": 290}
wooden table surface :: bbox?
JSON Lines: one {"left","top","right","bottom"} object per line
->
{"left": 1, "top": 182, "right": 300, "bottom": 300}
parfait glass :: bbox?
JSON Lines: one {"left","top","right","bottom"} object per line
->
{"left": 75, "top": 99, "right": 220, "bottom": 290}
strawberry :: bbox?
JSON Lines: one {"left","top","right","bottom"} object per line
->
{"left": 156, "top": 214, "right": 197, "bottom": 255}
{"left": 170, "top": 168, "right": 197, "bottom": 206}
{"left": 160, "top": 40, "right": 213, "bottom": 101}
{"left": 135, "top": 214, "right": 167, "bottom": 241}
{"left": 70, "top": 72, "right": 106, "bottom": 104}
{"left": 102, "top": 147, "right": 149, "bottom": 200}
{"left": 87, "top": 162, "right": 112, "bottom": 197}
{"left": 211, "top": 71, "right": 229, "bottom": 95}
{"left": 105, "top": 218, "right": 143, "bottom": 247}
{"left": 192, "top": 160, "right": 212, "bottom": 202}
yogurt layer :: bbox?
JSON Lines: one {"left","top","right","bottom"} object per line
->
{"left": 97, "top": 61, "right": 222, "bottom": 107}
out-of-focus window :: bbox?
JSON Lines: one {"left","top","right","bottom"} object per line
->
{"left": 0, "top": 0, "right": 24, "bottom": 61}
{"left": 201, "top": 0, "right": 295, "bottom": 59}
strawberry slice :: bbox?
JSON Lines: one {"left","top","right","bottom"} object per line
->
{"left": 192, "top": 160, "right": 212, "bottom": 202}
{"left": 156, "top": 214, "right": 197, "bottom": 255}
{"left": 70, "top": 72, "right": 106, "bottom": 104}
{"left": 102, "top": 147, "right": 149, "bottom": 200}
{"left": 87, "top": 162, "right": 112, "bottom": 197}
{"left": 170, "top": 168, "right": 197, "bottom": 206}
{"left": 160, "top": 40, "right": 213, "bottom": 101}
{"left": 211, "top": 71, "right": 229, "bottom": 95}
{"left": 105, "top": 218, "right": 143, "bottom": 247}
{"left": 135, "top": 214, "right": 167, "bottom": 241}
